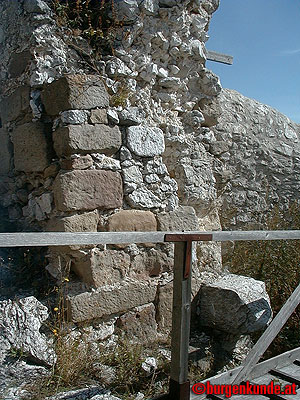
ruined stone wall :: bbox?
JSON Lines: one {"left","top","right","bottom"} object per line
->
{"left": 210, "top": 89, "right": 300, "bottom": 230}
{"left": 0, "top": 0, "right": 224, "bottom": 340}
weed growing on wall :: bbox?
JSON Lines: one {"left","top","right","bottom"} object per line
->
{"left": 51, "top": 0, "right": 120, "bottom": 56}
{"left": 223, "top": 202, "right": 300, "bottom": 356}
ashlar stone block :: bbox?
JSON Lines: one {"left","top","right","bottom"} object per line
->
{"left": 66, "top": 278, "right": 158, "bottom": 322}
{"left": 53, "top": 124, "right": 121, "bottom": 157}
{"left": 108, "top": 210, "right": 157, "bottom": 232}
{"left": 72, "top": 249, "right": 131, "bottom": 287}
{"left": 46, "top": 210, "right": 99, "bottom": 232}
{"left": 53, "top": 170, "right": 123, "bottom": 211}
{"left": 156, "top": 206, "right": 198, "bottom": 231}
{"left": 0, "top": 86, "right": 30, "bottom": 125}
{"left": 11, "top": 122, "right": 50, "bottom": 172}
{"left": 41, "top": 74, "right": 109, "bottom": 116}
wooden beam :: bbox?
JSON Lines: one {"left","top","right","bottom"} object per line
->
{"left": 169, "top": 241, "right": 192, "bottom": 400}
{"left": 190, "top": 347, "right": 300, "bottom": 399}
{"left": 206, "top": 49, "right": 233, "bottom": 65}
{"left": 0, "top": 230, "right": 300, "bottom": 247}
{"left": 232, "top": 282, "right": 300, "bottom": 384}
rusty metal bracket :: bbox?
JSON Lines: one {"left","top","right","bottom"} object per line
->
{"left": 164, "top": 233, "right": 213, "bottom": 242}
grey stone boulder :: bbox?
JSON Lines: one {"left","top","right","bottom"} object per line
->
{"left": 198, "top": 274, "right": 272, "bottom": 334}
{"left": 0, "top": 296, "right": 56, "bottom": 367}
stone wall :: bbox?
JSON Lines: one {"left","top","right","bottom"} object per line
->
{"left": 210, "top": 89, "right": 300, "bottom": 230}
{"left": 0, "top": 0, "right": 277, "bottom": 350}
{"left": 0, "top": 0, "right": 225, "bottom": 342}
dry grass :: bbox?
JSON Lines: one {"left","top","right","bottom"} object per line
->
{"left": 223, "top": 202, "right": 300, "bottom": 356}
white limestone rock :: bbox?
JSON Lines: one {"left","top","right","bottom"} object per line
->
{"left": 127, "top": 126, "right": 165, "bottom": 157}
{"left": 0, "top": 297, "right": 56, "bottom": 367}
{"left": 118, "top": 107, "right": 145, "bottom": 126}
{"left": 92, "top": 154, "right": 121, "bottom": 171}
{"left": 127, "top": 187, "right": 162, "bottom": 209}
{"left": 199, "top": 274, "right": 272, "bottom": 334}
{"left": 60, "top": 110, "right": 88, "bottom": 125}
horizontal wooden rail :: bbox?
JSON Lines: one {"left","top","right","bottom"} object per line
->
{"left": 0, "top": 230, "right": 300, "bottom": 247}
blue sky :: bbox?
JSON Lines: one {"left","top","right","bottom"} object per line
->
{"left": 206, "top": 0, "right": 300, "bottom": 123}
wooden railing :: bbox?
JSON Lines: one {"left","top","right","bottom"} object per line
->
{"left": 1, "top": 230, "right": 300, "bottom": 400}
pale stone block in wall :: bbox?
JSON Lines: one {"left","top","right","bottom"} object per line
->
{"left": 116, "top": 303, "right": 158, "bottom": 343}
{"left": 156, "top": 206, "right": 198, "bottom": 231}
{"left": 66, "top": 279, "right": 158, "bottom": 323}
{"left": 0, "top": 128, "right": 12, "bottom": 175}
{"left": 155, "top": 282, "right": 173, "bottom": 333}
{"left": 46, "top": 210, "right": 99, "bottom": 232}
{"left": 53, "top": 170, "right": 123, "bottom": 211}
{"left": 72, "top": 249, "right": 131, "bottom": 287}
{"left": 127, "top": 126, "right": 165, "bottom": 157}
{"left": 108, "top": 210, "right": 157, "bottom": 232}
{"left": 53, "top": 124, "right": 121, "bottom": 157}
{"left": 41, "top": 75, "right": 109, "bottom": 116}
{"left": 11, "top": 122, "right": 50, "bottom": 172}
{"left": 0, "top": 86, "right": 30, "bottom": 124}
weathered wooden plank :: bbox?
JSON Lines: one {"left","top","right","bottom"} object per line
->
{"left": 278, "top": 364, "right": 300, "bottom": 381}
{"left": 0, "top": 230, "right": 300, "bottom": 247}
{"left": 0, "top": 231, "right": 167, "bottom": 247}
{"left": 170, "top": 242, "right": 192, "bottom": 391}
{"left": 211, "top": 230, "right": 300, "bottom": 242}
{"left": 233, "top": 282, "right": 300, "bottom": 384}
{"left": 191, "top": 347, "right": 300, "bottom": 391}
{"left": 270, "top": 368, "right": 300, "bottom": 386}
{"left": 206, "top": 49, "right": 233, "bottom": 65}
{"left": 251, "top": 373, "right": 300, "bottom": 400}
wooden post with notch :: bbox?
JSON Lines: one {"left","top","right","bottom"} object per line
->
{"left": 155, "top": 233, "right": 213, "bottom": 400}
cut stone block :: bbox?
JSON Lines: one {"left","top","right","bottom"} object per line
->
{"left": 72, "top": 249, "right": 131, "bottom": 287}
{"left": 108, "top": 210, "right": 157, "bottom": 232}
{"left": 46, "top": 210, "right": 99, "bottom": 232}
{"left": 66, "top": 278, "right": 158, "bottom": 322}
{"left": 117, "top": 303, "right": 158, "bottom": 343}
{"left": 41, "top": 75, "right": 109, "bottom": 115}
{"left": 0, "top": 86, "right": 30, "bottom": 124}
{"left": 11, "top": 122, "right": 50, "bottom": 172}
{"left": 60, "top": 155, "right": 93, "bottom": 170}
{"left": 53, "top": 170, "right": 123, "bottom": 211}
{"left": 53, "top": 124, "right": 121, "bottom": 158}
{"left": 156, "top": 206, "right": 199, "bottom": 231}
{"left": 130, "top": 250, "right": 173, "bottom": 278}
{"left": 0, "top": 128, "right": 12, "bottom": 175}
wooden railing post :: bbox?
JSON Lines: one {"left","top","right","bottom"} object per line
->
{"left": 168, "top": 240, "right": 192, "bottom": 400}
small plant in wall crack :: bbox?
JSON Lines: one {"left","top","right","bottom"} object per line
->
{"left": 51, "top": 0, "right": 122, "bottom": 57}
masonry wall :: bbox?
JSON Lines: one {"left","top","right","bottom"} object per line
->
{"left": 0, "top": 0, "right": 288, "bottom": 347}
{"left": 0, "top": 0, "right": 225, "bottom": 341}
